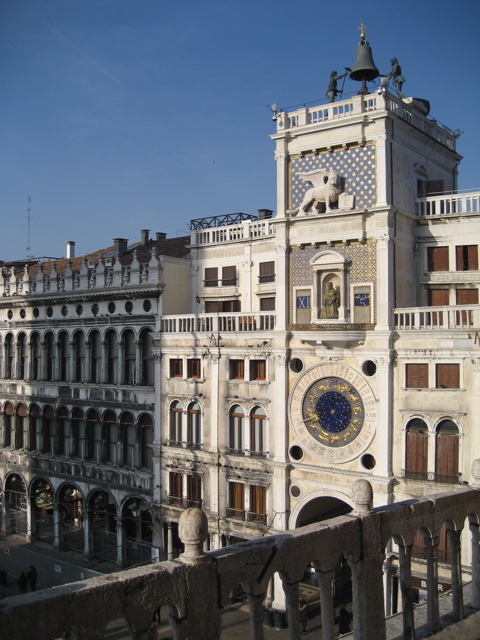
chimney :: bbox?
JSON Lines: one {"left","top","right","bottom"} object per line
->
{"left": 141, "top": 229, "right": 150, "bottom": 246}
{"left": 258, "top": 209, "right": 274, "bottom": 220}
{"left": 66, "top": 241, "right": 75, "bottom": 258}
{"left": 113, "top": 238, "right": 128, "bottom": 256}
{"left": 156, "top": 232, "right": 167, "bottom": 241}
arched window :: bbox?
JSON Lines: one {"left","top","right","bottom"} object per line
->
{"left": 42, "top": 405, "right": 54, "bottom": 454}
{"left": 29, "top": 404, "right": 40, "bottom": 451}
{"left": 86, "top": 409, "right": 102, "bottom": 462}
{"left": 71, "top": 408, "right": 85, "bottom": 458}
{"left": 90, "top": 330, "right": 102, "bottom": 383}
{"left": 45, "top": 332, "right": 55, "bottom": 381}
{"left": 31, "top": 333, "right": 41, "bottom": 381}
{"left": 57, "top": 406, "right": 69, "bottom": 456}
{"left": 104, "top": 410, "right": 118, "bottom": 465}
{"left": 435, "top": 420, "right": 459, "bottom": 483}
{"left": 141, "top": 330, "right": 154, "bottom": 386}
{"left": 123, "top": 329, "right": 136, "bottom": 385}
{"left": 106, "top": 330, "right": 119, "bottom": 384}
{"left": 5, "top": 334, "right": 14, "bottom": 379}
{"left": 250, "top": 406, "right": 267, "bottom": 456}
{"left": 187, "top": 402, "right": 201, "bottom": 449}
{"left": 58, "top": 332, "right": 70, "bottom": 382}
{"left": 17, "top": 333, "right": 27, "bottom": 380}
{"left": 229, "top": 405, "right": 244, "bottom": 454}
{"left": 73, "top": 332, "right": 86, "bottom": 382}
{"left": 170, "top": 401, "right": 183, "bottom": 446}
{"left": 15, "top": 403, "right": 27, "bottom": 449}
{"left": 120, "top": 413, "right": 136, "bottom": 467}
{"left": 139, "top": 414, "right": 154, "bottom": 469}
{"left": 3, "top": 402, "right": 14, "bottom": 447}
{"left": 405, "top": 419, "right": 428, "bottom": 480}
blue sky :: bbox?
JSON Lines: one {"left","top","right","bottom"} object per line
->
{"left": 1, "top": 0, "right": 479, "bottom": 261}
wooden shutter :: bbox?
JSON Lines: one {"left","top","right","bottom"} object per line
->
{"left": 222, "top": 266, "right": 236, "bottom": 286}
{"left": 436, "top": 433, "right": 459, "bottom": 477}
{"left": 205, "top": 300, "right": 221, "bottom": 313}
{"left": 406, "top": 364, "right": 428, "bottom": 388}
{"left": 260, "top": 297, "right": 275, "bottom": 311}
{"left": 426, "top": 180, "right": 444, "bottom": 196}
{"left": 428, "top": 247, "right": 449, "bottom": 271}
{"left": 455, "top": 246, "right": 477, "bottom": 271}
{"left": 406, "top": 430, "right": 428, "bottom": 475}
{"left": 259, "top": 261, "right": 275, "bottom": 283}
{"left": 436, "top": 364, "right": 460, "bottom": 389}
{"left": 204, "top": 267, "right": 218, "bottom": 287}
{"left": 428, "top": 289, "right": 449, "bottom": 306}
{"left": 456, "top": 289, "right": 478, "bottom": 304}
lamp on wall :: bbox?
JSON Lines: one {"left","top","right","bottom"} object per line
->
{"left": 196, "top": 296, "right": 201, "bottom": 303}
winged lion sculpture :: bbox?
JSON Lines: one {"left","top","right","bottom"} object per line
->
{"left": 293, "top": 169, "right": 342, "bottom": 215}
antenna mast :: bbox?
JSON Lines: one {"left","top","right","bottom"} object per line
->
{"left": 26, "top": 196, "right": 32, "bottom": 259}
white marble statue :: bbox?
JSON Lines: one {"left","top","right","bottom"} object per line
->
{"left": 294, "top": 169, "right": 343, "bottom": 215}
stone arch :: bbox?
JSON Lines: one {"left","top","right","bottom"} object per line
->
{"left": 290, "top": 490, "right": 354, "bottom": 529}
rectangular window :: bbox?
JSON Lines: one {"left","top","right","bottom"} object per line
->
{"left": 169, "top": 472, "right": 183, "bottom": 507}
{"left": 169, "top": 359, "right": 183, "bottom": 378}
{"left": 250, "top": 359, "right": 266, "bottom": 381}
{"left": 229, "top": 359, "right": 245, "bottom": 380}
{"left": 456, "top": 245, "right": 478, "bottom": 271}
{"left": 260, "top": 297, "right": 275, "bottom": 311}
{"left": 259, "top": 261, "right": 275, "bottom": 283}
{"left": 227, "top": 482, "right": 245, "bottom": 520}
{"left": 204, "top": 267, "right": 218, "bottom": 287}
{"left": 187, "top": 475, "right": 202, "bottom": 506}
{"left": 436, "top": 364, "right": 460, "bottom": 389}
{"left": 428, "top": 246, "right": 449, "bottom": 272}
{"left": 187, "top": 358, "right": 201, "bottom": 379}
{"left": 456, "top": 289, "right": 479, "bottom": 304}
{"left": 222, "top": 266, "right": 237, "bottom": 286}
{"left": 249, "top": 485, "right": 266, "bottom": 524}
{"left": 406, "top": 364, "right": 428, "bottom": 389}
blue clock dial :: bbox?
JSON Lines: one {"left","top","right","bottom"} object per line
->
{"left": 302, "top": 376, "right": 365, "bottom": 448}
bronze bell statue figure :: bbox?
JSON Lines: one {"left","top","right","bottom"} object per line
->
{"left": 349, "top": 23, "right": 379, "bottom": 95}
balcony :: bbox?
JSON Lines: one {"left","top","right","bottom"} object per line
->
{"left": 191, "top": 219, "right": 275, "bottom": 247}
{"left": 402, "top": 469, "right": 462, "bottom": 484}
{"left": 160, "top": 311, "right": 276, "bottom": 333}
{"left": 416, "top": 190, "right": 480, "bottom": 217}
{"left": 393, "top": 305, "right": 480, "bottom": 330}
{"left": 2, "top": 480, "right": 480, "bottom": 639}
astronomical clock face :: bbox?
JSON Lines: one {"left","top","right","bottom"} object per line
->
{"left": 289, "top": 363, "right": 376, "bottom": 463}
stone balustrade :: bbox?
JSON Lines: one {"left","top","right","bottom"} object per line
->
{"left": 275, "top": 91, "right": 456, "bottom": 151}
{"left": 1, "top": 481, "right": 480, "bottom": 640}
{"left": 415, "top": 190, "right": 480, "bottom": 217}
{"left": 190, "top": 220, "right": 275, "bottom": 247}
{"left": 160, "top": 311, "right": 276, "bottom": 333}
{"left": 393, "top": 305, "right": 480, "bottom": 330}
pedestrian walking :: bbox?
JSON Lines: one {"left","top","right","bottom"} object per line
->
{"left": 26, "top": 565, "right": 38, "bottom": 591}
{"left": 18, "top": 572, "right": 28, "bottom": 594}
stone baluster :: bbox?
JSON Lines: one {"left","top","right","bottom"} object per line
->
{"left": 425, "top": 534, "right": 440, "bottom": 633}
{"left": 447, "top": 527, "right": 464, "bottom": 621}
{"left": 246, "top": 592, "right": 266, "bottom": 640}
{"left": 397, "top": 542, "right": 415, "bottom": 640}
{"left": 315, "top": 568, "right": 336, "bottom": 640}
{"left": 281, "top": 580, "right": 301, "bottom": 640}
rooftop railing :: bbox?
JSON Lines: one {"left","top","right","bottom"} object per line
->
{"left": 1, "top": 480, "right": 480, "bottom": 640}
{"left": 393, "top": 305, "right": 480, "bottom": 330}
{"left": 160, "top": 311, "right": 276, "bottom": 333}
{"left": 274, "top": 91, "right": 456, "bottom": 151}
{"left": 415, "top": 190, "right": 480, "bottom": 217}
{"left": 190, "top": 220, "right": 275, "bottom": 247}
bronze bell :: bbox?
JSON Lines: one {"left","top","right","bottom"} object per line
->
{"left": 350, "top": 39, "right": 379, "bottom": 95}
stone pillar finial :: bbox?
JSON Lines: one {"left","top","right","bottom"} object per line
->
{"left": 472, "top": 459, "right": 480, "bottom": 487}
{"left": 178, "top": 507, "right": 209, "bottom": 564}
{"left": 352, "top": 479, "right": 373, "bottom": 515}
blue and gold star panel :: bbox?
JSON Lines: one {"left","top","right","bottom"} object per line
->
{"left": 290, "top": 144, "right": 377, "bottom": 211}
